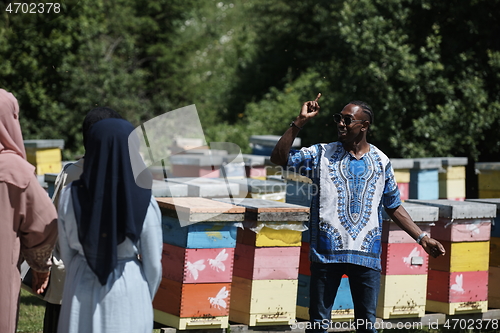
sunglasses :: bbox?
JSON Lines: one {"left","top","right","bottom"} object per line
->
{"left": 333, "top": 113, "right": 366, "bottom": 126}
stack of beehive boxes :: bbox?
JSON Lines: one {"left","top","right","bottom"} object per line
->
{"left": 475, "top": 162, "right": 500, "bottom": 198}
{"left": 408, "top": 199, "right": 495, "bottom": 315}
{"left": 409, "top": 159, "right": 441, "bottom": 200}
{"left": 436, "top": 157, "right": 468, "bottom": 201}
{"left": 153, "top": 197, "right": 244, "bottom": 330}
{"left": 377, "top": 202, "right": 438, "bottom": 318}
{"left": 216, "top": 198, "right": 309, "bottom": 326}
{"left": 24, "top": 139, "right": 64, "bottom": 175}
{"left": 391, "top": 158, "right": 414, "bottom": 201}
{"left": 467, "top": 198, "right": 500, "bottom": 309}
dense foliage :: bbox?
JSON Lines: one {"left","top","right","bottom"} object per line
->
{"left": 1, "top": 0, "right": 499, "bottom": 161}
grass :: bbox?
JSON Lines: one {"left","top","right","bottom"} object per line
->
{"left": 17, "top": 289, "right": 161, "bottom": 333}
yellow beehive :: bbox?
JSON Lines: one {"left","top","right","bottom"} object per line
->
{"left": 24, "top": 140, "right": 64, "bottom": 175}
{"left": 377, "top": 274, "right": 427, "bottom": 319}
{"left": 429, "top": 240, "right": 490, "bottom": 272}
{"left": 237, "top": 224, "right": 302, "bottom": 247}
{"left": 229, "top": 276, "right": 297, "bottom": 326}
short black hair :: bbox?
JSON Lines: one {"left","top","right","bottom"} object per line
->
{"left": 348, "top": 100, "right": 374, "bottom": 125}
{"left": 82, "top": 107, "right": 123, "bottom": 148}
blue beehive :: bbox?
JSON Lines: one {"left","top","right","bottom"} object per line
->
{"left": 409, "top": 158, "right": 441, "bottom": 200}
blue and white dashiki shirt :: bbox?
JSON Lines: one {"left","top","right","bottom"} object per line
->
{"left": 288, "top": 142, "right": 401, "bottom": 271}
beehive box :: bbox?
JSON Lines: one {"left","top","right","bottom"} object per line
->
{"left": 161, "top": 244, "right": 234, "bottom": 283}
{"left": 24, "top": 139, "right": 64, "bottom": 175}
{"left": 153, "top": 278, "right": 231, "bottom": 318}
{"left": 233, "top": 244, "right": 300, "bottom": 280}
{"left": 489, "top": 266, "right": 500, "bottom": 308}
{"left": 166, "top": 178, "right": 240, "bottom": 198}
{"left": 409, "top": 159, "right": 441, "bottom": 200}
{"left": 476, "top": 162, "right": 500, "bottom": 198}
{"left": 428, "top": 240, "right": 490, "bottom": 272}
{"left": 157, "top": 197, "right": 244, "bottom": 248}
{"left": 381, "top": 243, "right": 428, "bottom": 275}
{"left": 296, "top": 274, "right": 354, "bottom": 321}
{"left": 229, "top": 276, "right": 297, "bottom": 326}
{"left": 433, "top": 157, "right": 468, "bottom": 200}
{"left": 170, "top": 154, "right": 225, "bottom": 178}
{"left": 377, "top": 274, "right": 427, "bottom": 318}
{"left": 381, "top": 201, "right": 438, "bottom": 243}
{"left": 405, "top": 199, "right": 496, "bottom": 242}
{"left": 426, "top": 270, "right": 488, "bottom": 315}
{"left": 216, "top": 198, "right": 309, "bottom": 247}
{"left": 391, "top": 158, "right": 413, "bottom": 201}
{"left": 427, "top": 270, "right": 488, "bottom": 303}
{"left": 466, "top": 198, "right": 500, "bottom": 238}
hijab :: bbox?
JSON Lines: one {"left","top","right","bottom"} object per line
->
{"left": 71, "top": 118, "right": 152, "bottom": 285}
{"left": 0, "top": 89, "right": 35, "bottom": 188}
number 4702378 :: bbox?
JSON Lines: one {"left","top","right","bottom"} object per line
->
{"left": 6, "top": 3, "right": 61, "bottom": 14}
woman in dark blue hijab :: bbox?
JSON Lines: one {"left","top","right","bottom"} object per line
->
{"left": 57, "top": 118, "right": 163, "bottom": 333}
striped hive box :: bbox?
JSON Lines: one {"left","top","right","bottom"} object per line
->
{"left": 378, "top": 201, "right": 438, "bottom": 319}
{"left": 296, "top": 274, "right": 354, "bottom": 321}
{"left": 409, "top": 159, "right": 441, "bottom": 200}
{"left": 154, "top": 198, "right": 244, "bottom": 329}
{"left": 406, "top": 199, "right": 495, "bottom": 315}
{"left": 377, "top": 274, "right": 427, "bottom": 318}
{"left": 426, "top": 270, "right": 488, "bottom": 315}
{"left": 230, "top": 276, "right": 298, "bottom": 326}
{"left": 215, "top": 198, "right": 308, "bottom": 326}
{"left": 475, "top": 162, "right": 500, "bottom": 198}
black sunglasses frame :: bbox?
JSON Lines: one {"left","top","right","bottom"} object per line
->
{"left": 333, "top": 113, "right": 366, "bottom": 126}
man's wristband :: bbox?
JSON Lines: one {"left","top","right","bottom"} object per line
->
{"left": 290, "top": 121, "right": 302, "bottom": 130}
{"left": 415, "top": 232, "right": 428, "bottom": 245}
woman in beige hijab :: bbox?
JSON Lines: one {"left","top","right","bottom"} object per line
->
{"left": 0, "top": 89, "right": 58, "bottom": 333}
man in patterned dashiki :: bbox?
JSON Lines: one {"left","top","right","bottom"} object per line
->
{"left": 270, "top": 94, "right": 445, "bottom": 333}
